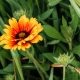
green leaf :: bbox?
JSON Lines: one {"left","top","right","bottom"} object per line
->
{"left": 66, "top": 67, "right": 79, "bottom": 80}
{"left": 0, "top": 49, "right": 11, "bottom": 67}
{"left": 42, "top": 63, "right": 50, "bottom": 71}
{"left": 49, "top": 68, "right": 53, "bottom": 80}
{"left": 4, "top": 74, "right": 14, "bottom": 80}
{"left": 70, "top": 0, "right": 80, "bottom": 18}
{"left": 52, "top": 7, "right": 59, "bottom": 30}
{"left": 71, "top": 59, "right": 80, "bottom": 67}
{"left": 24, "top": 50, "right": 49, "bottom": 79}
{"left": 38, "top": 9, "right": 53, "bottom": 20}
{"left": 48, "top": 0, "right": 62, "bottom": 6}
{"left": 47, "top": 40, "right": 60, "bottom": 45}
{"left": 61, "top": 17, "right": 73, "bottom": 45}
{"left": 74, "top": 0, "right": 80, "bottom": 7}
{"left": 11, "top": 50, "right": 24, "bottom": 80}
{"left": 0, "top": 17, "right": 4, "bottom": 33}
{"left": 43, "top": 53, "right": 56, "bottom": 63}
{"left": 0, "top": 56, "right": 6, "bottom": 67}
{"left": 73, "top": 45, "right": 80, "bottom": 55}
{"left": 43, "top": 25, "right": 65, "bottom": 42}
{"left": 0, "top": 49, "right": 11, "bottom": 59}
{"left": 3, "top": 63, "right": 14, "bottom": 73}
{"left": 70, "top": 5, "right": 79, "bottom": 32}
{"left": 0, "top": 64, "right": 13, "bottom": 74}
{"left": 6, "top": 0, "right": 22, "bottom": 12}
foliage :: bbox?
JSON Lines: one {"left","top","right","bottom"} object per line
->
{"left": 0, "top": 0, "right": 80, "bottom": 80}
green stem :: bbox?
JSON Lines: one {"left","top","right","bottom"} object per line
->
{"left": 26, "top": 50, "right": 49, "bottom": 79}
{"left": 69, "top": 41, "right": 72, "bottom": 50}
{"left": 63, "top": 66, "right": 66, "bottom": 80}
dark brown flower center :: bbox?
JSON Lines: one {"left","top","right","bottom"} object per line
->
{"left": 16, "top": 31, "right": 30, "bottom": 39}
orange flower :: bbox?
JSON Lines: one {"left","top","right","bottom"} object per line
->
{"left": 0, "top": 15, "right": 43, "bottom": 51}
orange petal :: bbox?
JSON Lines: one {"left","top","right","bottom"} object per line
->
{"left": 18, "top": 15, "right": 29, "bottom": 31}
{"left": 3, "top": 45, "right": 11, "bottom": 49}
{"left": 25, "top": 22, "right": 33, "bottom": 32}
{"left": 18, "top": 43, "right": 31, "bottom": 51}
{"left": 30, "top": 35, "right": 43, "bottom": 43}
{"left": 30, "top": 23, "right": 43, "bottom": 37}
{"left": 30, "top": 18, "right": 38, "bottom": 27}
{"left": 25, "top": 18, "right": 38, "bottom": 32}
{"left": 12, "top": 45, "right": 18, "bottom": 50}
{"left": 9, "top": 18, "right": 18, "bottom": 28}
{"left": 25, "top": 24, "right": 43, "bottom": 41}
{"left": 23, "top": 43, "right": 31, "bottom": 48}
{"left": 9, "top": 18, "right": 19, "bottom": 33}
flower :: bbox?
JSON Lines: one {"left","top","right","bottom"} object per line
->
{"left": 0, "top": 15, "right": 43, "bottom": 51}
{"left": 54, "top": 53, "right": 74, "bottom": 67}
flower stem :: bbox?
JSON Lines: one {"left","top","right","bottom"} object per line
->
{"left": 63, "top": 66, "right": 66, "bottom": 80}
{"left": 26, "top": 50, "right": 49, "bottom": 79}
{"left": 69, "top": 42, "right": 72, "bottom": 50}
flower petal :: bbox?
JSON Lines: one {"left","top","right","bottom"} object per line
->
{"left": 9, "top": 18, "right": 19, "bottom": 33}
{"left": 30, "top": 18, "right": 38, "bottom": 27}
{"left": 30, "top": 35, "right": 43, "bottom": 43}
{"left": 9, "top": 18, "right": 18, "bottom": 28}
{"left": 25, "top": 24, "right": 43, "bottom": 41}
{"left": 3, "top": 45, "right": 11, "bottom": 49}
{"left": 18, "top": 43, "right": 31, "bottom": 51}
{"left": 18, "top": 15, "right": 29, "bottom": 31}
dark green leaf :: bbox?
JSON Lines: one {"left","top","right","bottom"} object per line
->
{"left": 43, "top": 53, "right": 56, "bottom": 63}
{"left": 48, "top": 0, "right": 62, "bottom": 6}
{"left": 66, "top": 67, "right": 79, "bottom": 80}
{"left": 38, "top": 9, "right": 53, "bottom": 20}
{"left": 52, "top": 7, "right": 59, "bottom": 30}
{"left": 61, "top": 17, "right": 73, "bottom": 43}
{"left": 0, "top": 64, "right": 13, "bottom": 74}
{"left": 70, "top": 6, "right": 79, "bottom": 32}
{"left": 73, "top": 45, "right": 80, "bottom": 55}
{"left": 43, "top": 25, "right": 65, "bottom": 42}
{"left": 47, "top": 40, "right": 60, "bottom": 45}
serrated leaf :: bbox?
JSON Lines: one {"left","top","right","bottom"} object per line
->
{"left": 61, "top": 17, "right": 73, "bottom": 43}
{"left": 43, "top": 25, "right": 65, "bottom": 42}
